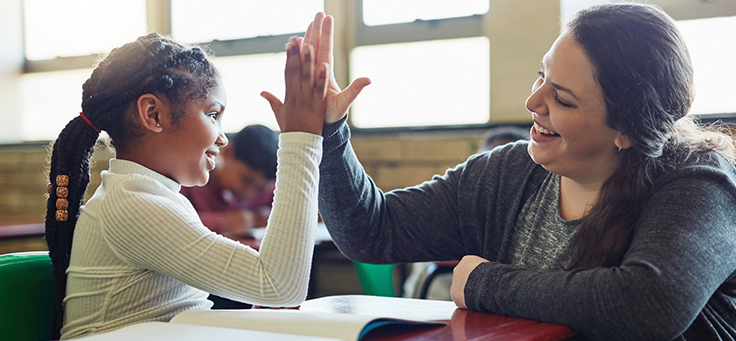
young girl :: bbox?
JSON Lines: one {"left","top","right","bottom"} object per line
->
{"left": 45, "top": 33, "right": 328, "bottom": 339}
{"left": 305, "top": 5, "right": 736, "bottom": 340}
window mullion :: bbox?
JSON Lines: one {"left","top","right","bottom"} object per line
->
{"left": 147, "top": 0, "right": 171, "bottom": 35}
{"left": 356, "top": 15, "right": 484, "bottom": 47}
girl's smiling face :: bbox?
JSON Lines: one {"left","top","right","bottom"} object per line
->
{"left": 160, "top": 81, "right": 229, "bottom": 187}
{"left": 525, "top": 31, "right": 627, "bottom": 185}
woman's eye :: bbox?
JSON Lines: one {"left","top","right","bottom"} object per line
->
{"left": 207, "top": 112, "right": 220, "bottom": 119}
{"left": 554, "top": 95, "right": 573, "bottom": 108}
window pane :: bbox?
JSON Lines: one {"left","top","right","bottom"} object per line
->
{"left": 350, "top": 37, "right": 489, "bottom": 128}
{"left": 211, "top": 54, "right": 287, "bottom": 133}
{"left": 171, "top": 0, "right": 323, "bottom": 43}
{"left": 676, "top": 16, "right": 736, "bottom": 115}
{"left": 19, "top": 69, "right": 92, "bottom": 141}
{"left": 362, "top": 0, "right": 489, "bottom": 26}
{"left": 24, "top": 0, "right": 146, "bottom": 60}
{"left": 16, "top": 53, "right": 287, "bottom": 141}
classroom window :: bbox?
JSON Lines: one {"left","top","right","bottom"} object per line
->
{"left": 362, "top": 0, "right": 489, "bottom": 26}
{"left": 348, "top": 0, "right": 489, "bottom": 128}
{"left": 210, "top": 53, "right": 286, "bottom": 131}
{"left": 676, "top": 16, "right": 736, "bottom": 116}
{"left": 171, "top": 0, "right": 322, "bottom": 44}
{"left": 560, "top": 0, "right": 736, "bottom": 117}
{"left": 350, "top": 37, "right": 490, "bottom": 128}
{"left": 23, "top": 0, "right": 146, "bottom": 61}
{"left": 18, "top": 68, "right": 93, "bottom": 141}
{"left": 12, "top": 0, "right": 736, "bottom": 143}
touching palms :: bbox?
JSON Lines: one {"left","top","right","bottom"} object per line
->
{"left": 262, "top": 12, "right": 371, "bottom": 126}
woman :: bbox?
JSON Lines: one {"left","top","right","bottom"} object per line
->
{"left": 303, "top": 4, "right": 736, "bottom": 340}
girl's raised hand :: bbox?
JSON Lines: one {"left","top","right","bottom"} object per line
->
{"left": 261, "top": 37, "right": 329, "bottom": 135}
{"left": 302, "top": 12, "right": 371, "bottom": 124}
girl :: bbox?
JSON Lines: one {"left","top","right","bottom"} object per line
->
{"left": 306, "top": 4, "right": 736, "bottom": 340}
{"left": 45, "top": 33, "right": 328, "bottom": 339}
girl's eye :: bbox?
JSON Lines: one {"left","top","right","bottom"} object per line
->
{"left": 537, "top": 70, "right": 544, "bottom": 78}
{"left": 554, "top": 94, "right": 573, "bottom": 108}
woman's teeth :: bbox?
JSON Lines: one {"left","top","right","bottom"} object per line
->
{"left": 535, "top": 122, "right": 559, "bottom": 136}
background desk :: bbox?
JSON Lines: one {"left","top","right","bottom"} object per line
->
{"left": 301, "top": 295, "right": 576, "bottom": 341}
{"left": 0, "top": 223, "right": 47, "bottom": 254}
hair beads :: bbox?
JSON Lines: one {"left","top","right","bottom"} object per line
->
{"left": 55, "top": 175, "right": 69, "bottom": 221}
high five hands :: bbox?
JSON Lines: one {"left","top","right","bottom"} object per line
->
{"left": 262, "top": 12, "right": 371, "bottom": 134}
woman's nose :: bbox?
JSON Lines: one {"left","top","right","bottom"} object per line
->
{"left": 525, "top": 84, "right": 548, "bottom": 116}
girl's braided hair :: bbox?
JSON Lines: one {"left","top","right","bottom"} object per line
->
{"left": 44, "top": 33, "right": 219, "bottom": 337}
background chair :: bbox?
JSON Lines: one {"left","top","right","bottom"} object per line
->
{"left": 353, "top": 262, "right": 396, "bottom": 297}
{"left": 417, "top": 261, "right": 456, "bottom": 299}
{"left": 0, "top": 251, "right": 55, "bottom": 341}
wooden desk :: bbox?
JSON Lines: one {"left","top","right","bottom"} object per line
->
{"left": 300, "top": 295, "right": 576, "bottom": 341}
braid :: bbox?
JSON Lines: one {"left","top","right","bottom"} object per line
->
{"left": 45, "top": 117, "right": 99, "bottom": 338}
{"left": 44, "top": 32, "right": 220, "bottom": 337}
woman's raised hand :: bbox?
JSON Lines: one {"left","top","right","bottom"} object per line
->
{"left": 261, "top": 37, "right": 329, "bottom": 135}
{"left": 303, "top": 12, "right": 371, "bottom": 124}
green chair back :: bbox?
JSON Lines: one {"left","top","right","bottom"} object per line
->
{"left": 0, "top": 251, "right": 55, "bottom": 341}
{"left": 354, "top": 262, "right": 396, "bottom": 297}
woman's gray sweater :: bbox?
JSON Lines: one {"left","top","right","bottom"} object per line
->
{"left": 318, "top": 120, "right": 736, "bottom": 340}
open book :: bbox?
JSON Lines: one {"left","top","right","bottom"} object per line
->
{"left": 169, "top": 309, "right": 445, "bottom": 341}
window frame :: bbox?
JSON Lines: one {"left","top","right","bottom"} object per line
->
{"left": 21, "top": 0, "right": 736, "bottom": 134}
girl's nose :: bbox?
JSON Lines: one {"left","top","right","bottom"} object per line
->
{"left": 217, "top": 131, "right": 228, "bottom": 147}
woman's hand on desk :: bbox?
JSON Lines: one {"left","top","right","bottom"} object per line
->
{"left": 451, "top": 255, "right": 489, "bottom": 309}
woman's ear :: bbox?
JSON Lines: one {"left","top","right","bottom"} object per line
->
{"left": 614, "top": 133, "right": 633, "bottom": 151}
{"left": 136, "top": 94, "right": 165, "bottom": 133}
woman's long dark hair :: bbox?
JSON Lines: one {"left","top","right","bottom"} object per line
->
{"left": 566, "top": 3, "right": 735, "bottom": 269}
{"left": 44, "top": 33, "right": 219, "bottom": 337}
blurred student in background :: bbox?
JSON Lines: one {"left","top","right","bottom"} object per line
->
{"left": 180, "top": 124, "right": 278, "bottom": 236}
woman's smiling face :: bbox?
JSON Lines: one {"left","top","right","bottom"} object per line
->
{"left": 525, "top": 30, "right": 626, "bottom": 184}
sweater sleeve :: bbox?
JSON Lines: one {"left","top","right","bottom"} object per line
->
{"left": 100, "top": 132, "right": 322, "bottom": 307}
{"left": 464, "top": 157, "right": 736, "bottom": 341}
{"left": 319, "top": 119, "right": 475, "bottom": 263}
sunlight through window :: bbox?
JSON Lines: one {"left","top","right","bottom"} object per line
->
{"left": 676, "top": 16, "right": 736, "bottom": 116}
{"left": 171, "top": 0, "right": 322, "bottom": 43}
{"left": 362, "top": 0, "right": 488, "bottom": 26}
{"left": 23, "top": 0, "right": 146, "bottom": 60}
{"left": 350, "top": 37, "right": 490, "bottom": 128}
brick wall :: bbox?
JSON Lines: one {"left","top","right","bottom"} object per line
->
{"left": 0, "top": 132, "right": 482, "bottom": 254}
{"left": 0, "top": 132, "right": 484, "bottom": 226}
{"left": 0, "top": 143, "right": 113, "bottom": 226}
{"left": 351, "top": 131, "right": 484, "bottom": 191}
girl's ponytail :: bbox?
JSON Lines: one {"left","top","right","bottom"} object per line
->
{"left": 45, "top": 116, "right": 100, "bottom": 338}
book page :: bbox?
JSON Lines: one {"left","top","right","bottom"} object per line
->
{"left": 171, "top": 309, "right": 379, "bottom": 341}
{"left": 170, "top": 309, "right": 444, "bottom": 341}
{"left": 77, "top": 321, "right": 341, "bottom": 341}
